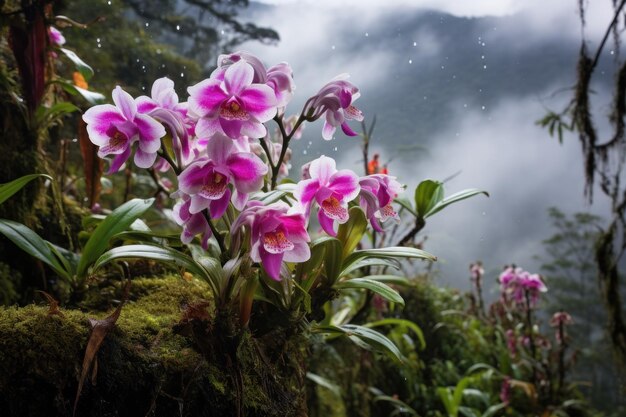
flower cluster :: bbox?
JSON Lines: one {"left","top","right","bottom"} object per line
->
{"left": 499, "top": 266, "right": 547, "bottom": 308}
{"left": 82, "top": 51, "right": 402, "bottom": 279}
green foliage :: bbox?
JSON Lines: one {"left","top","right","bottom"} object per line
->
{"left": 0, "top": 174, "right": 51, "bottom": 206}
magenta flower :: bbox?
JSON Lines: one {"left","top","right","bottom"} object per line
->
{"left": 499, "top": 266, "right": 547, "bottom": 308}
{"left": 499, "top": 377, "right": 511, "bottom": 405}
{"left": 172, "top": 195, "right": 212, "bottom": 249}
{"left": 188, "top": 60, "right": 277, "bottom": 140}
{"left": 550, "top": 311, "right": 573, "bottom": 327}
{"left": 136, "top": 77, "right": 191, "bottom": 165}
{"left": 83, "top": 86, "right": 166, "bottom": 173}
{"left": 177, "top": 134, "right": 267, "bottom": 218}
{"left": 232, "top": 201, "right": 310, "bottom": 280}
{"left": 307, "top": 75, "right": 364, "bottom": 140}
{"left": 49, "top": 27, "right": 65, "bottom": 46}
{"left": 214, "top": 52, "right": 295, "bottom": 109}
{"left": 358, "top": 174, "right": 402, "bottom": 231}
{"left": 294, "top": 155, "right": 360, "bottom": 236}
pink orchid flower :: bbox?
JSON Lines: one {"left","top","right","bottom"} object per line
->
{"left": 172, "top": 194, "right": 212, "bottom": 249}
{"left": 307, "top": 75, "right": 364, "bottom": 140}
{"left": 188, "top": 60, "right": 277, "bottom": 140}
{"left": 83, "top": 86, "right": 166, "bottom": 173}
{"left": 214, "top": 52, "right": 295, "bottom": 109}
{"left": 232, "top": 201, "right": 310, "bottom": 280}
{"left": 177, "top": 134, "right": 267, "bottom": 218}
{"left": 136, "top": 77, "right": 192, "bottom": 166}
{"left": 358, "top": 174, "right": 402, "bottom": 232}
{"left": 49, "top": 27, "right": 65, "bottom": 46}
{"left": 294, "top": 155, "right": 360, "bottom": 236}
{"left": 499, "top": 266, "right": 547, "bottom": 308}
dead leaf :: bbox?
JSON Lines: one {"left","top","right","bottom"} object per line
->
{"left": 36, "top": 290, "right": 64, "bottom": 318}
{"left": 78, "top": 119, "right": 103, "bottom": 208}
{"left": 73, "top": 281, "right": 130, "bottom": 416}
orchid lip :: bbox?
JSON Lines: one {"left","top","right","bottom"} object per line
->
{"left": 263, "top": 230, "right": 294, "bottom": 254}
{"left": 220, "top": 98, "right": 249, "bottom": 121}
{"left": 198, "top": 171, "right": 229, "bottom": 199}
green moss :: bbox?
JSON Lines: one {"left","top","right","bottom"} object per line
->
{"left": 0, "top": 274, "right": 309, "bottom": 416}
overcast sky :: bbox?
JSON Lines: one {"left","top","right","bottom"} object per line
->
{"left": 241, "top": 0, "right": 617, "bottom": 294}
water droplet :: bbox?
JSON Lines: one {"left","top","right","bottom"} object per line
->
{"left": 308, "top": 141, "right": 312, "bottom": 145}
{"left": 423, "top": 96, "right": 427, "bottom": 100}
{"left": 180, "top": 72, "right": 184, "bottom": 77}
{"left": 481, "top": 55, "right": 485, "bottom": 59}
{"left": 408, "top": 59, "right": 412, "bottom": 64}
{"left": 610, "top": 50, "right": 615, "bottom": 55}
{"left": 97, "top": 43, "right": 101, "bottom": 48}
{"left": 72, "top": 138, "right": 78, "bottom": 143}
{"left": 413, "top": 41, "right": 417, "bottom": 46}
{"left": 333, "top": 147, "right": 337, "bottom": 151}
{"left": 463, "top": 103, "right": 467, "bottom": 108}
{"left": 303, "top": 150, "right": 308, "bottom": 155}
{"left": 483, "top": 65, "right": 487, "bottom": 69}
{"left": 441, "top": 65, "right": 445, "bottom": 69}
{"left": 136, "top": 58, "right": 140, "bottom": 63}
{"left": 482, "top": 211, "right": 486, "bottom": 216}
{"left": 176, "top": 25, "right": 180, "bottom": 31}
{"left": 107, "top": 0, "right": 111, "bottom": 4}
{"left": 365, "top": 32, "right": 369, "bottom": 37}
{"left": 331, "top": 45, "right": 336, "bottom": 50}
{"left": 221, "top": 30, "right": 225, "bottom": 35}
{"left": 145, "top": 22, "right": 149, "bottom": 27}
{"left": 142, "top": 65, "right": 145, "bottom": 70}
{"left": 481, "top": 105, "right": 486, "bottom": 110}
{"left": 96, "top": 38, "right": 101, "bottom": 43}
{"left": 482, "top": 42, "right": 486, "bottom": 46}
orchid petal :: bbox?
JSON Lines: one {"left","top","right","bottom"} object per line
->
{"left": 227, "top": 152, "right": 268, "bottom": 193}
{"left": 206, "top": 133, "right": 234, "bottom": 165}
{"left": 134, "top": 148, "right": 158, "bottom": 169}
{"left": 239, "top": 84, "right": 277, "bottom": 122}
{"left": 209, "top": 188, "right": 231, "bottom": 219}
{"left": 224, "top": 60, "right": 254, "bottom": 95}
{"left": 135, "top": 113, "right": 165, "bottom": 153}
{"left": 328, "top": 169, "right": 360, "bottom": 201}
{"left": 240, "top": 120, "right": 267, "bottom": 139}
{"left": 318, "top": 210, "right": 336, "bottom": 237}
{"left": 83, "top": 105, "right": 126, "bottom": 146}
{"left": 195, "top": 117, "right": 222, "bottom": 139}
{"left": 106, "top": 146, "right": 132, "bottom": 174}
{"left": 112, "top": 86, "right": 137, "bottom": 120}
{"left": 283, "top": 241, "right": 311, "bottom": 263}
{"left": 260, "top": 249, "right": 283, "bottom": 280}
{"left": 188, "top": 79, "right": 228, "bottom": 118}
{"left": 309, "top": 155, "right": 336, "bottom": 184}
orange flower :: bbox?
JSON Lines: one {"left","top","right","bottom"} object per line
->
{"left": 72, "top": 71, "right": 88, "bottom": 89}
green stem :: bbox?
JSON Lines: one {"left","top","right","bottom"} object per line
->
{"left": 202, "top": 210, "right": 227, "bottom": 256}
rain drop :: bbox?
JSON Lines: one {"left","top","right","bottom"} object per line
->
{"left": 107, "top": 0, "right": 111, "bottom": 4}
{"left": 333, "top": 147, "right": 338, "bottom": 151}
{"left": 303, "top": 150, "right": 308, "bottom": 155}
{"left": 610, "top": 50, "right": 615, "bottom": 55}
{"left": 463, "top": 103, "right": 467, "bottom": 108}
{"left": 482, "top": 42, "right": 486, "bottom": 46}
{"left": 413, "top": 41, "right": 417, "bottom": 46}
{"left": 441, "top": 65, "right": 445, "bottom": 69}
{"left": 483, "top": 65, "right": 487, "bottom": 69}
{"left": 145, "top": 22, "right": 149, "bottom": 27}
{"left": 180, "top": 72, "right": 184, "bottom": 77}
{"left": 96, "top": 38, "right": 100, "bottom": 43}
{"left": 481, "top": 55, "right": 485, "bottom": 59}
{"left": 408, "top": 59, "right": 412, "bottom": 64}
{"left": 221, "top": 30, "right": 225, "bottom": 35}
{"left": 481, "top": 105, "right": 486, "bottom": 110}
{"left": 331, "top": 45, "right": 336, "bottom": 50}
{"left": 72, "top": 138, "right": 78, "bottom": 143}
{"left": 176, "top": 25, "right": 180, "bottom": 31}
{"left": 365, "top": 32, "right": 369, "bottom": 37}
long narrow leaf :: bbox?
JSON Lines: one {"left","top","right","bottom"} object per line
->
{"left": 365, "top": 318, "right": 426, "bottom": 350}
{"left": 361, "top": 275, "right": 411, "bottom": 285}
{"left": 342, "top": 247, "right": 436, "bottom": 276}
{"left": 426, "top": 189, "right": 489, "bottom": 218}
{"left": 336, "top": 207, "right": 368, "bottom": 259}
{"left": 0, "top": 219, "right": 72, "bottom": 281}
{"left": 77, "top": 198, "right": 154, "bottom": 277}
{"left": 0, "top": 174, "right": 51, "bottom": 205}
{"left": 59, "top": 48, "right": 94, "bottom": 79}
{"left": 335, "top": 278, "right": 404, "bottom": 306}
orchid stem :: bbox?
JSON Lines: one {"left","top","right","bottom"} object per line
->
{"left": 158, "top": 149, "right": 181, "bottom": 176}
{"left": 203, "top": 211, "right": 227, "bottom": 255}
{"left": 271, "top": 114, "right": 305, "bottom": 189}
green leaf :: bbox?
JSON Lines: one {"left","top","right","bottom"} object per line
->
{"left": 306, "top": 372, "right": 341, "bottom": 397}
{"left": 35, "top": 102, "right": 80, "bottom": 126}
{"left": 414, "top": 180, "right": 444, "bottom": 218}
{"left": 314, "top": 323, "right": 404, "bottom": 363}
{"left": 0, "top": 174, "right": 51, "bottom": 205}
{"left": 94, "top": 244, "right": 214, "bottom": 284}
{"left": 336, "top": 207, "right": 368, "bottom": 259}
{"left": 340, "top": 257, "right": 401, "bottom": 276}
{"left": 481, "top": 403, "right": 508, "bottom": 417}
{"left": 59, "top": 48, "right": 94, "bottom": 79}
{"left": 0, "top": 219, "right": 72, "bottom": 281}
{"left": 304, "top": 237, "right": 342, "bottom": 285}
{"left": 335, "top": 278, "right": 404, "bottom": 306}
{"left": 342, "top": 247, "right": 436, "bottom": 276}
{"left": 77, "top": 198, "right": 154, "bottom": 278}
{"left": 372, "top": 393, "right": 418, "bottom": 416}
{"left": 426, "top": 189, "right": 489, "bottom": 218}
{"left": 51, "top": 79, "right": 105, "bottom": 105}
{"left": 361, "top": 275, "right": 411, "bottom": 286}
{"left": 364, "top": 318, "right": 426, "bottom": 350}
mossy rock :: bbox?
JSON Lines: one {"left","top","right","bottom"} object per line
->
{"left": 0, "top": 275, "right": 307, "bottom": 417}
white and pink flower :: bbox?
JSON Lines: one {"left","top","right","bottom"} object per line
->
{"left": 294, "top": 155, "right": 360, "bottom": 236}
{"left": 82, "top": 86, "right": 166, "bottom": 173}
{"left": 177, "top": 134, "right": 267, "bottom": 218}
{"left": 232, "top": 201, "right": 310, "bottom": 280}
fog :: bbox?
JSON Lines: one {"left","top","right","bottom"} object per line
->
{"left": 240, "top": 1, "right": 616, "bottom": 292}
